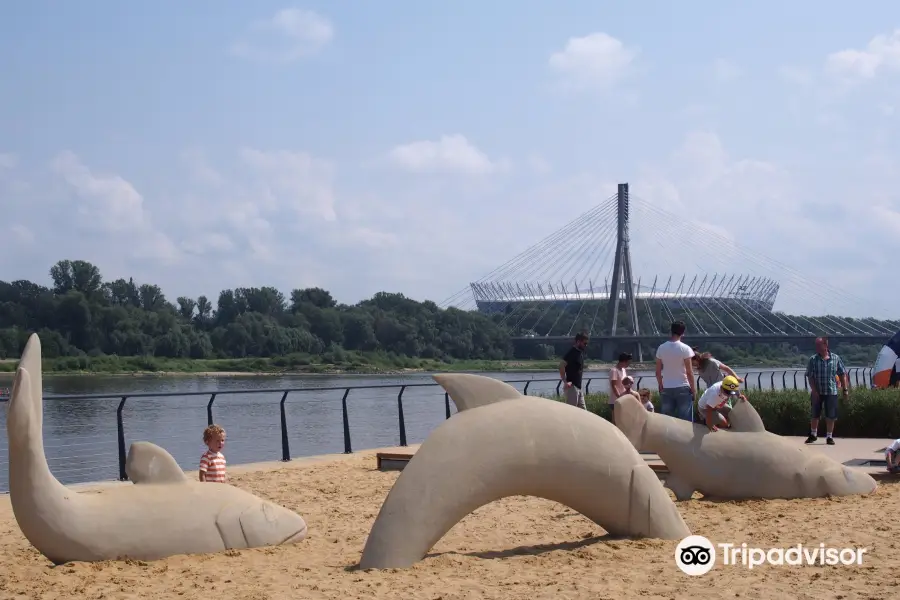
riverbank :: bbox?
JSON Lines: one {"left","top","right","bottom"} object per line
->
{"left": 0, "top": 447, "right": 893, "bottom": 599}
{"left": 0, "top": 353, "right": 811, "bottom": 377}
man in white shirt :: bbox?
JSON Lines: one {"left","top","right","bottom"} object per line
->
{"left": 655, "top": 321, "right": 696, "bottom": 422}
{"left": 697, "top": 375, "right": 744, "bottom": 431}
{"left": 607, "top": 352, "right": 632, "bottom": 424}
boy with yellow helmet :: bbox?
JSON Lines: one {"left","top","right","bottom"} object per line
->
{"left": 697, "top": 375, "right": 746, "bottom": 431}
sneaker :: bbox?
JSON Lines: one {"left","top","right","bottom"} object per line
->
{"left": 826, "top": 437, "right": 835, "bottom": 445}
{"left": 805, "top": 435, "right": 817, "bottom": 444}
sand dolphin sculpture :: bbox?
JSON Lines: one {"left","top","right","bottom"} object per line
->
{"left": 613, "top": 393, "right": 877, "bottom": 501}
{"left": 6, "top": 333, "right": 308, "bottom": 565}
{"left": 358, "top": 373, "right": 691, "bottom": 570}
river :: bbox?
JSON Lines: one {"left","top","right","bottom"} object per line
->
{"left": 0, "top": 366, "right": 871, "bottom": 492}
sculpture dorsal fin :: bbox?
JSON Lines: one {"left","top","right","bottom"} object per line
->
{"left": 125, "top": 441, "right": 188, "bottom": 484}
{"left": 727, "top": 399, "right": 766, "bottom": 432}
{"left": 432, "top": 373, "right": 523, "bottom": 412}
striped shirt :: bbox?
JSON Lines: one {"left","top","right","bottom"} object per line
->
{"left": 199, "top": 450, "right": 227, "bottom": 482}
{"left": 805, "top": 352, "right": 845, "bottom": 396}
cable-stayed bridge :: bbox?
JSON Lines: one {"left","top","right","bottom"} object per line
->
{"left": 441, "top": 183, "right": 898, "bottom": 360}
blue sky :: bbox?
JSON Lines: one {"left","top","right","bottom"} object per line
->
{"left": 1, "top": 2, "right": 899, "bottom": 319}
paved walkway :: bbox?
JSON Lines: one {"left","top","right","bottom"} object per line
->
{"left": 639, "top": 436, "right": 896, "bottom": 478}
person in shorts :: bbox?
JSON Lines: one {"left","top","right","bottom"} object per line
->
{"left": 697, "top": 375, "right": 744, "bottom": 431}
{"left": 804, "top": 337, "right": 848, "bottom": 446}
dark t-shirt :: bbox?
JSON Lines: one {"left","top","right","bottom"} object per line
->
{"left": 562, "top": 346, "right": 584, "bottom": 388}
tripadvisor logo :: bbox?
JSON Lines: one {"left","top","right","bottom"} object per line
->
{"left": 675, "top": 535, "right": 867, "bottom": 575}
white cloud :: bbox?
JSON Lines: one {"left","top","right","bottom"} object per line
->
{"left": 385, "top": 134, "right": 506, "bottom": 175}
{"left": 51, "top": 151, "right": 150, "bottom": 232}
{"left": 230, "top": 8, "right": 333, "bottom": 63}
{"left": 238, "top": 147, "right": 337, "bottom": 220}
{"left": 49, "top": 151, "right": 180, "bottom": 262}
{"left": 548, "top": 32, "right": 637, "bottom": 90}
{"left": 712, "top": 58, "right": 740, "bottom": 82}
{"left": 825, "top": 29, "right": 900, "bottom": 82}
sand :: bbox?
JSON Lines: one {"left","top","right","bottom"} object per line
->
{"left": 0, "top": 450, "right": 896, "bottom": 600}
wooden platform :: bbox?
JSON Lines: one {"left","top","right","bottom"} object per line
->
{"left": 376, "top": 452, "right": 415, "bottom": 471}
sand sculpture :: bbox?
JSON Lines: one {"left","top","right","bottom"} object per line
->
{"left": 359, "top": 373, "right": 691, "bottom": 570}
{"left": 6, "top": 333, "right": 308, "bottom": 565}
{"left": 614, "top": 393, "right": 878, "bottom": 501}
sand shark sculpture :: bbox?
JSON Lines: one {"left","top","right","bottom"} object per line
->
{"left": 613, "top": 393, "right": 877, "bottom": 501}
{"left": 6, "top": 333, "right": 308, "bottom": 564}
{"left": 359, "top": 373, "right": 691, "bottom": 570}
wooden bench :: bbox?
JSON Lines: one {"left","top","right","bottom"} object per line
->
{"left": 376, "top": 452, "right": 415, "bottom": 472}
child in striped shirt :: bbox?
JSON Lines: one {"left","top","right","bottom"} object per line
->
{"left": 199, "top": 424, "right": 227, "bottom": 483}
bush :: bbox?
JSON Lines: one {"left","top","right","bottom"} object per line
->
{"left": 544, "top": 388, "right": 900, "bottom": 438}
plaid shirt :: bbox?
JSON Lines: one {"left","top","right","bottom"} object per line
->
{"left": 805, "top": 352, "right": 845, "bottom": 396}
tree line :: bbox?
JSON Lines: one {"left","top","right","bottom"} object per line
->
{"left": 0, "top": 260, "right": 891, "bottom": 365}
{"left": 0, "top": 260, "right": 511, "bottom": 362}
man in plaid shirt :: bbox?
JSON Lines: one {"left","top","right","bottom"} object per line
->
{"left": 804, "top": 337, "right": 849, "bottom": 445}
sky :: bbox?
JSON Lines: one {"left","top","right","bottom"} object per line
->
{"left": 1, "top": 1, "right": 899, "bottom": 319}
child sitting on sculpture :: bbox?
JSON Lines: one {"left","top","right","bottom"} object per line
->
{"left": 638, "top": 388, "right": 654, "bottom": 412}
{"left": 885, "top": 438, "right": 900, "bottom": 473}
{"left": 697, "top": 375, "right": 744, "bottom": 431}
{"left": 199, "top": 424, "right": 227, "bottom": 482}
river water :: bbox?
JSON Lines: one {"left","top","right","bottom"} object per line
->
{"left": 0, "top": 366, "right": 870, "bottom": 492}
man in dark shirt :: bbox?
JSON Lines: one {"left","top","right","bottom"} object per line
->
{"left": 559, "top": 332, "right": 588, "bottom": 409}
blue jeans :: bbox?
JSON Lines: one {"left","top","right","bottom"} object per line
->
{"left": 661, "top": 386, "right": 694, "bottom": 422}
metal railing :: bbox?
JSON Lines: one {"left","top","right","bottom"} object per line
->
{"left": 0, "top": 367, "right": 875, "bottom": 489}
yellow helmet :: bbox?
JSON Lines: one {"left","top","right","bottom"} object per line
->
{"left": 721, "top": 375, "right": 740, "bottom": 393}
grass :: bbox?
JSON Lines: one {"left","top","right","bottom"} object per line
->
{"left": 553, "top": 388, "right": 900, "bottom": 438}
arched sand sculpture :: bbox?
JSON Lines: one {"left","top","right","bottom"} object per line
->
{"left": 6, "top": 333, "right": 308, "bottom": 564}
{"left": 358, "top": 373, "right": 691, "bottom": 570}
{"left": 614, "top": 393, "right": 877, "bottom": 501}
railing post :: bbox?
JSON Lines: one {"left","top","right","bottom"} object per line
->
{"left": 757, "top": 373, "right": 762, "bottom": 390}
{"left": 206, "top": 393, "right": 217, "bottom": 426}
{"left": 585, "top": 379, "right": 591, "bottom": 394}
{"left": 782, "top": 371, "right": 787, "bottom": 391}
{"left": 116, "top": 396, "right": 128, "bottom": 481}
{"left": 793, "top": 371, "right": 799, "bottom": 390}
{"left": 743, "top": 376, "right": 748, "bottom": 392}
{"left": 397, "top": 386, "right": 408, "bottom": 447}
{"left": 770, "top": 372, "right": 775, "bottom": 390}
{"left": 555, "top": 381, "right": 562, "bottom": 395}
{"left": 445, "top": 392, "right": 451, "bottom": 419}
{"left": 636, "top": 376, "right": 643, "bottom": 387}
{"left": 279, "top": 391, "right": 291, "bottom": 462}
{"left": 341, "top": 388, "right": 352, "bottom": 454}
{"left": 854, "top": 369, "right": 860, "bottom": 388}
{"left": 523, "top": 381, "right": 531, "bottom": 395}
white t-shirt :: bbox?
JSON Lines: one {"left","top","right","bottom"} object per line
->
{"left": 885, "top": 439, "right": 900, "bottom": 456}
{"left": 608, "top": 366, "right": 626, "bottom": 402}
{"left": 656, "top": 340, "right": 694, "bottom": 388}
{"left": 698, "top": 382, "right": 730, "bottom": 411}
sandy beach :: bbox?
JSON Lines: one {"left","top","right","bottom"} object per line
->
{"left": 0, "top": 448, "right": 896, "bottom": 600}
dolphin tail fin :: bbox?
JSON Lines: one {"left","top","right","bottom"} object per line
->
{"left": 14, "top": 334, "right": 44, "bottom": 426}
{"left": 432, "top": 373, "right": 523, "bottom": 412}
{"left": 727, "top": 398, "right": 766, "bottom": 432}
{"left": 664, "top": 472, "right": 697, "bottom": 501}
{"left": 7, "top": 334, "right": 70, "bottom": 498}
{"left": 125, "top": 441, "right": 189, "bottom": 484}
{"left": 613, "top": 393, "right": 650, "bottom": 448}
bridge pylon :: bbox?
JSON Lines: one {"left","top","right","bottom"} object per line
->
{"left": 602, "top": 183, "right": 643, "bottom": 362}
